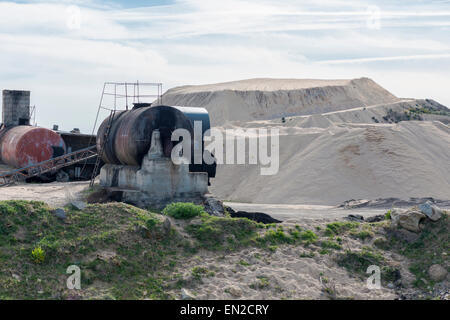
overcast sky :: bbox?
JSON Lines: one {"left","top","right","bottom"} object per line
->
{"left": 0, "top": 0, "right": 449, "bottom": 133}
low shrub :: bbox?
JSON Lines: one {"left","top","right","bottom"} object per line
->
{"left": 162, "top": 202, "right": 205, "bottom": 219}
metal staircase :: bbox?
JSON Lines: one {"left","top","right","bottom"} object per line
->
{"left": 0, "top": 146, "right": 97, "bottom": 187}
{"left": 88, "top": 81, "right": 163, "bottom": 187}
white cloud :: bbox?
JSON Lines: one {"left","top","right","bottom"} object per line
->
{"left": 0, "top": 0, "right": 449, "bottom": 132}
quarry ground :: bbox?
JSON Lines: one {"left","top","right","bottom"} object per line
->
{"left": 0, "top": 181, "right": 448, "bottom": 300}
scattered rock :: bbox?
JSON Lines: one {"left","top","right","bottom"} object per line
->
{"left": 366, "top": 215, "right": 385, "bottom": 223}
{"left": 226, "top": 286, "right": 242, "bottom": 298}
{"left": 346, "top": 214, "right": 364, "bottom": 222}
{"left": 53, "top": 208, "right": 67, "bottom": 220}
{"left": 388, "top": 228, "right": 420, "bottom": 243}
{"left": 181, "top": 288, "right": 196, "bottom": 300}
{"left": 339, "top": 199, "right": 371, "bottom": 209}
{"left": 162, "top": 218, "right": 171, "bottom": 236}
{"left": 387, "top": 283, "right": 395, "bottom": 289}
{"left": 12, "top": 274, "right": 21, "bottom": 281}
{"left": 204, "top": 197, "right": 225, "bottom": 217}
{"left": 97, "top": 250, "right": 117, "bottom": 262}
{"left": 230, "top": 211, "right": 282, "bottom": 224}
{"left": 56, "top": 170, "right": 70, "bottom": 182}
{"left": 71, "top": 201, "right": 87, "bottom": 211}
{"left": 419, "top": 201, "right": 443, "bottom": 222}
{"left": 428, "top": 264, "right": 448, "bottom": 282}
{"left": 391, "top": 209, "right": 425, "bottom": 233}
{"left": 137, "top": 225, "right": 151, "bottom": 238}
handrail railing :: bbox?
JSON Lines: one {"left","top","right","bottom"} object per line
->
{"left": 0, "top": 145, "right": 97, "bottom": 187}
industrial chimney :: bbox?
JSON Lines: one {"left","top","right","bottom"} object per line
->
{"left": 2, "top": 90, "right": 31, "bottom": 127}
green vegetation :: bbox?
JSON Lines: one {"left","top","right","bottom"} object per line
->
{"left": 299, "top": 230, "right": 318, "bottom": 244}
{"left": 1, "top": 197, "right": 446, "bottom": 299}
{"left": 0, "top": 200, "right": 182, "bottom": 299}
{"left": 337, "top": 247, "right": 384, "bottom": 274}
{"left": 249, "top": 276, "right": 270, "bottom": 290}
{"left": 336, "top": 247, "right": 400, "bottom": 285}
{"left": 185, "top": 213, "right": 261, "bottom": 251}
{"left": 386, "top": 213, "right": 449, "bottom": 289}
{"left": 385, "top": 210, "right": 392, "bottom": 220}
{"left": 325, "top": 222, "right": 358, "bottom": 236}
{"left": 239, "top": 260, "right": 250, "bottom": 266}
{"left": 321, "top": 240, "right": 342, "bottom": 250}
{"left": 350, "top": 230, "right": 374, "bottom": 241}
{"left": 31, "top": 247, "right": 45, "bottom": 264}
{"left": 299, "top": 251, "right": 315, "bottom": 258}
{"left": 191, "top": 266, "right": 213, "bottom": 281}
{"left": 262, "top": 227, "right": 293, "bottom": 244}
{"left": 408, "top": 105, "right": 450, "bottom": 117}
{"left": 162, "top": 202, "right": 206, "bottom": 219}
{"left": 373, "top": 237, "right": 389, "bottom": 250}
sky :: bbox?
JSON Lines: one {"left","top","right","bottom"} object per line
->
{"left": 0, "top": 0, "right": 449, "bottom": 133}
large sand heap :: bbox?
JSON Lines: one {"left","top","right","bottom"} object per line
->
{"left": 209, "top": 120, "right": 450, "bottom": 205}
{"left": 161, "top": 78, "right": 399, "bottom": 126}
{"left": 161, "top": 78, "right": 450, "bottom": 205}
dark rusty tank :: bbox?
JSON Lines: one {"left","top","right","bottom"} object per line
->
{"left": 0, "top": 126, "right": 66, "bottom": 168}
{"left": 97, "top": 105, "right": 212, "bottom": 169}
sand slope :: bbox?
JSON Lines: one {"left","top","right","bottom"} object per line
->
{"left": 160, "top": 78, "right": 450, "bottom": 205}
{"left": 209, "top": 120, "right": 450, "bottom": 205}
{"left": 161, "top": 78, "right": 399, "bottom": 126}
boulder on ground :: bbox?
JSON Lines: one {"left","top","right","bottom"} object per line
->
{"left": 388, "top": 229, "right": 420, "bottom": 243}
{"left": 71, "top": 200, "right": 87, "bottom": 210}
{"left": 346, "top": 214, "right": 364, "bottom": 222}
{"left": 181, "top": 288, "right": 196, "bottom": 300}
{"left": 204, "top": 196, "right": 225, "bottom": 217}
{"left": 162, "top": 218, "right": 171, "bottom": 236}
{"left": 428, "top": 264, "right": 448, "bottom": 282}
{"left": 366, "top": 215, "right": 385, "bottom": 223}
{"left": 391, "top": 209, "right": 425, "bottom": 233}
{"left": 226, "top": 286, "right": 242, "bottom": 297}
{"left": 418, "top": 201, "right": 443, "bottom": 222}
{"left": 53, "top": 208, "right": 67, "bottom": 220}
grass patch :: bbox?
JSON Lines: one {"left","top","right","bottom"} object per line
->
{"left": 249, "top": 276, "right": 270, "bottom": 290}
{"left": 386, "top": 212, "right": 449, "bottom": 289}
{"left": 299, "top": 230, "right": 318, "bottom": 244}
{"left": 162, "top": 202, "right": 205, "bottom": 219}
{"left": 262, "top": 227, "right": 294, "bottom": 244}
{"left": 325, "top": 222, "right": 358, "bottom": 236}
{"left": 350, "top": 230, "right": 374, "bottom": 241}
{"left": 336, "top": 247, "right": 400, "bottom": 285}
{"left": 0, "top": 200, "right": 184, "bottom": 299}
{"left": 321, "top": 240, "right": 342, "bottom": 250}
{"left": 336, "top": 248, "right": 384, "bottom": 276}
{"left": 185, "top": 214, "right": 261, "bottom": 251}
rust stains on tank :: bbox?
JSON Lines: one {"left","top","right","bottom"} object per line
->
{"left": 97, "top": 106, "right": 194, "bottom": 166}
{"left": 0, "top": 126, "right": 66, "bottom": 168}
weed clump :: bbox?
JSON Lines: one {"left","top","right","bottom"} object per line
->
{"left": 186, "top": 215, "right": 259, "bottom": 250}
{"left": 337, "top": 248, "right": 385, "bottom": 275}
{"left": 351, "top": 230, "right": 374, "bottom": 240}
{"left": 300, "top": 230, "right": 318, "bottom": 244}
{"left": 162, "top": 202, "right": 206, "bottom": 219}
{"left": 325, "top": 222, "right": 358, "bottom": 236}
{"left": 321, "top": 240, "right": 342, "bottom": 250}
{"left": 31, "top": 246, "right": 45, "bottom": 264}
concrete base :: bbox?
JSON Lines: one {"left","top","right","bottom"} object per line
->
{"left": 100, "top": 133, "right": 209, "bottom": 209}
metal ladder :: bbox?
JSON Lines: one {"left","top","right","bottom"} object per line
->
{"left": 0, "top": 146, "right": 97, "bottom": 187}
{"left": 87, "top": 81, "right": 163, "bottom": 187}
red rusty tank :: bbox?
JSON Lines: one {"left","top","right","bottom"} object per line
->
{"left": 0, "top": 126, "right": 66, "bottom": 168}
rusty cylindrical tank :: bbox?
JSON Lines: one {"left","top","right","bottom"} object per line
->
{"left": 0, "top": 126, "right": 66, "bottom": 168}
{"left": 97, "top": 105, "right": 210, "bottom": 166}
